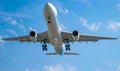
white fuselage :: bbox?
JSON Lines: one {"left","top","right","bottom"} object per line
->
{"left": 44, "top": 3, "right": 64, "bottom": 55}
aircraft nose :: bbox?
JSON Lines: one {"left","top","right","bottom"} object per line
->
{"left": 45, "top": 2, "right": 51, "bottom": 9}
{"left": 44, "top": 2, "right": 57, "bottom": 16}
{"left": 46, "top": 2, "right": 49, "bottom": 5}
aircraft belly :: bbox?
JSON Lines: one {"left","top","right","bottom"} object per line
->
{"left": 47, "top": 22, "right": 64, "bottom": 54}
{"left": 45, "top": 7, "right": 64, "bottom": 54}
{"left": 47, "top": 17, "right": 63, "bottom": 46}
{"left": 49, "top": 31, "right": 64, "bottom": 54}
{"left": 49, "top": 31, "right": 63, "bottom": 47}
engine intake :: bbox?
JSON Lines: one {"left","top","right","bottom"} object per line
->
{"left": 29, "top": 31, "right": 37, "bottom": 41}
{"left": 72, "top": 30, "right": 79, "bottom": 41}
{"left": 72, "top": 30, "right": 78, "bottom": 36}
{"left": 30, "top": 31, "right": 36, "bottom": 37}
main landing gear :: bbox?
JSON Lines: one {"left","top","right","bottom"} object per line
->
{"left": 42, "top": 42, "right": 47, "bottom": 51}
{"left": 65, "top": 43, "right": 70, "bottom": 51}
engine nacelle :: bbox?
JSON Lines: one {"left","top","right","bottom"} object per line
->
{"left": 72, "top": 30, "right": 79, "bottom": 41}
{"left": 29, "top": 31, "right": 37, "bottom": 41}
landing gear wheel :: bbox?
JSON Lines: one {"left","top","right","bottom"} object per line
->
{"left": 42, "top": 47, "right": 47, "bottom": 51}
{"left": 42, "top": 44, "right": 47, "bottom": 48}
{"left": 68, "top": 48, "right": 70, "bottom": 51}
{"left": 42, "top": 44, "right": 47, "bottom": 51}
{"left": 65, "top": 44, "right": 70, "bottom": 48}
{"left": 66, "top": 47, "right": 70, "bottom": 51}
{"left": 65, "top": 44, "right": 70, "bottom": 51}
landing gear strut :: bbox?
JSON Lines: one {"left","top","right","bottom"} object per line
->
{"left": 42, "top": 42, "right": 47, "bottom": 51}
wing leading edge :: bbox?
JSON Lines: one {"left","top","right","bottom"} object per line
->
{"left": 2, "top": 31, "right": 50, "bottom": 43}
{"left": 61, "top": 31, "right": 117, "bottom": 43}
{"left": 1, "top": 31, "right": 117, "bottom": 43}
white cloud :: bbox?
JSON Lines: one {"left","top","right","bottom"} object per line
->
{"left": 25, "top": 68, "right": 38, "bottom": 71}
{"left": 79, "top": 16, "right": 102, "bottom": 31}
{"left": 29, "top": 26, "right": 35, "bottom": 31}
{"left": 6, "top": 29, "right": 17, "bottom": 36}
{"left": 29, "top": 26, "right": 34, "bottom": 31}
{"left": 29, "top": 26, "right": 38, "bottom": 33}
{"left": 58, "top": 7, "right": 69, "bottom": 14}
{"left": 66, "top": 65, "right": 76, "bottom": 71}
{"left": 44, "top": 64, "right": 76, "bottom": 71}
{"left": 19, "top": 24, "right": 26, "bottom": 33}
{"left": 79, "top": 0, "right": 92, "bottom": 7}
{"left": 0, "top": 35, "right": 4, "bottom": 43}
{"left": 0, "top": 11, "right": 27, "bottom": 25}
{"left": 0, "top": 10, "right": 29, "bottom": 33}
{"left": 118, "top": 65, "right": 120, "bottom": 71}
{"left": 56, "top": 2, "right": 69, "bottom": 14}
{"left": 1, "top": 15, "right": 18, "bottom": 25}
{"left": 25, "top": 68, "right": 31, "bottom": 71}
{"left": 0, "top": 11, "right": 27, "bottom": 18}
{"left": 95, "top": 67, "right": 101, "bottom": 71}
{"left": 0, "top": 44, "right": 7, "bottom": 55}
{"left": 11, "top": 57, "right": 17, "bottom": 62}
{"left": 0, "top": 39, "right": 4, "bottom": 43}
{"left": 79, "top": 0, "right": 89, "bottom": 3}
{"left": 117, "top": 4, "right": 120, "bottom": 11}
{"left": 44, "top": 65, "right": 62, "bottom": 71}
{"left": 107, "top": 21, "right": 120, "bottom": 32}
{"left": 11, "top": 20, "right": 18, "bottom": 25}
{"left": 58, "top": 23, "right": 67, "bottom": 31}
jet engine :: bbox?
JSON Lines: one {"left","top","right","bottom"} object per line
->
{"left": 72, "top": 30, "right": 79, "bottom": 41}
{"left": 29, "top": 31, "right": 37, "bottom": 41}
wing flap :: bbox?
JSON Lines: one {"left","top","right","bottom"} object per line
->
{"left": 61, "top": 31, "right": 117, "bottom": 43}
{"left": 1, "top": 31, "right": 50, "bottom": 43}
{"left": 80, "top": 34, "right": 117, "bottom": 40}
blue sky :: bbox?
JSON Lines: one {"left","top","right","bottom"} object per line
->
{"left": 0, "top": 0, "right": 120, "bottom": 71}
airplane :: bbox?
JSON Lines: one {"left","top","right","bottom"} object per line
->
{"left": 1, "top": 2, "right": 117, "bottom": 55}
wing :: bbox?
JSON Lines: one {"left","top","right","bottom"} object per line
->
{"left": 2, "top": 31, "right": 49, "bottom": 43}
{"left": 61, "top": 31, "right": 117, "bottom": 43}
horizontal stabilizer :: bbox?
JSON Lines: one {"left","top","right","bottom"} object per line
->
{"left": 46, "top": 52, "right": 79, "bottom": 55}
{"left": 46, "top": 53, "right": 58, "bottom": 55}
{"left": 64, "top": 52, "right": 79, "bottom": 55}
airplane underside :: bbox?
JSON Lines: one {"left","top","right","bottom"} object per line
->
{"left": 1, "top": 2, "right": 117, "bottom": 55}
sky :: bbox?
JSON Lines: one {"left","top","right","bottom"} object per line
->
{"left": 0, "top": 0, "right": 120, "bottom": 71}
